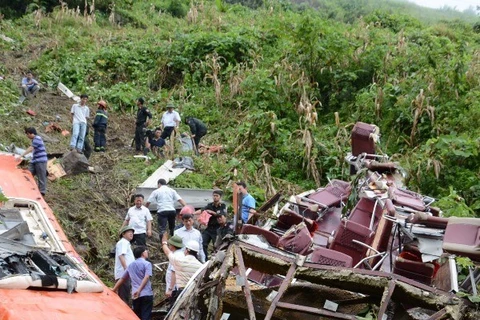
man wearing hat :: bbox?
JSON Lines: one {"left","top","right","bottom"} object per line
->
{"left": 114, "top": 225, "right": 135, "bottom": 305}
{"left": 164, "top": 235, "right": 183, "bottom": 308}
{"left": 160, "top": 102, "right": 181, "bottom": 140}
{"left": 161, "top": 233, "right": 203, "bottom": 306}
{"left": 134, "top": 97, "right": 152, "bottom": 153}
{"left": 93, "top": 100, "right": 108, "bottom": 152}
{"left": 196, "top": 189, "right": 226, "bottom": 260}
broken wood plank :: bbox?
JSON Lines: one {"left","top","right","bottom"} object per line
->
{"left": 377, "top": 279, "right": 396, "bottom": 320}
{"left": 235, "top": 245, "right": 257, "bottom": 320}
{"left": 275, "top": 302, "right": 356, "bottom": 319}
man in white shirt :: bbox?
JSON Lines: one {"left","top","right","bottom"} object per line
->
{"left": 174, "top": 213, "right": 205, "bottom": 263}
{"left": 70, "top": 94, "right": 90, "bottom": 153}
{"left": 145, "top": 178, "right": 187, "bottom": 236}
{"left": 160, "top": 102, "right": 181, "bottom": 140}
{"left": 122, "top": 194, "right": 153, "bottom": 246}
{"left": 115, "top": 225, "right": 135, "bottom": 306}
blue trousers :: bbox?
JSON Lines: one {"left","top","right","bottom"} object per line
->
{"left": 70, "top": 122, "right": 87, "bottom": 150}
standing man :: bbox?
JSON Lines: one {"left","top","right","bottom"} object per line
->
{"left": 196, "top": 190, "right": 226, "bottom": 260}
{"left": 185, "top": 116, "right": 207, "bottom": 148}
{"left": 161, "top": 233, "right": 203, "bottom": 305}
{"left": 113, "top": 246, "right": 153, "bottom": 320}
{"left": 20, "top": 71, "right": 39, "bottom": 101}
{"left": 237, "top": 181, "right": 256, "bottom": 224}
{"left": 215, "top": 212, "right": 235, "bottom": 250}
{"left": 122, "top": 194, "right": 153, "bottom": 246}
{"left": 174, "top": 213, "right": 205, "bottom": 263}
{"left": 134, "top": 98, "right": 152, "bottom": 153}
{"left": 21, "top": 127, "right": 47, "bottom": 196}
{"left": 93, "top": 100, "right": 108, "bottom": 152}
{"left": 115, "top": 225, "right": 135, "bottom": 306}
{"left": 145, "top": 179, "right": 186, "bottom": 237}
{"left": 164, "top": 235, "right": 184, "bottom": 308}
{"left": 70, "top": 94, "right": 90, "bottom": 153}
{"left": 160, "top": 102, "right": 181, "bottom": 140}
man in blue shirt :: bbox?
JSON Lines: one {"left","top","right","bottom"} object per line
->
{"left": 237, "top": 181, "right": 256, "bottom": 224}
{"left": 113, "top": 246, "right": 153, "bottom": 320}
{"left": 22, "top": 127, "right": 48, "bottom": 196}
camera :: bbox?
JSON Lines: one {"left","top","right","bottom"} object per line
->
{"left": 142, "top": 128, "right": 154, "bottom": 140}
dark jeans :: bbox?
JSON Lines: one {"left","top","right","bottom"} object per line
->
{"left": 132, "top": 233, "right": 147, "bottom": 246}
{"left": 22, "top": 85, "right": 39, "bottom": 98}
{"left": 160, "top": 126, "right": 175, "bottom": 140}
{"left": 158, "top": 210, "right": 177, "bottom": 236}
{"left": 29, "top": 161, "right": 47, "bottom": 195}
{"left": 117, "top": 277, "right": 131, "bottom": 307}
{"left": 134, "top": 125, "right": 145, "bottom": 151}
{"left": 94, "top": 126, "right": 107, "bottom": 150}
{"left": 202, "top": 227, "right": 218, "bottom": 260}
{"left": 193, "top": 131, "right": 206, "bottom": 147}
{"left": 133, "top": 295, "right": 153, "bottom": 320}
{"left": 168, "top": 288, "right": 183, "bottom": 310}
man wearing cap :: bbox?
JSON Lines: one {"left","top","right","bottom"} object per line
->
{"left": 114, "top": 225, "right": 135, "bottom": 305}
{"left": 174, "top": 213, "right": 205, "bottom": 263}
{"left": 215, "top": 212, "right": 234, "bottom": 250}
{"left": 145, "top": 178, "right": 187, "bottom": 237}
{"left": 122, "top": 194, "right": 153, "bottom": 246}
{"left": 93, "top": 100, "right": 108, "bottom": 152}
{"left": 161, "top": 233, "right": 203, "bottom": 305}
{"left": 164, "top": 235, "right": 183, "bottom": 308}
{"left": 160, "top": 102, "right": 181, "bottom": 140}
{"left": 134, "top": 97, "right": 152, "bottom": 153}
{"left": 196, "top": 190, "right": 226, "bottom": 260}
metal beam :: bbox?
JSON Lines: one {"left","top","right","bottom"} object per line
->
{"left": 264, "top": 262, "right": 297, "bottom": 320}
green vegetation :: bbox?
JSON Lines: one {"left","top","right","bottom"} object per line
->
{"left": 0, "top": 0, "right": 479, "bottom": 284}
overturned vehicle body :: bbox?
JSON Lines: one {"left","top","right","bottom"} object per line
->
{"left": 167, "top": 122, "right": 480, "bottom": 320}
{"left": 0, "top": 153, "right": 137, "bottom": 319}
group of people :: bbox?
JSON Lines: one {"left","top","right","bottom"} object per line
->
{"left": 69, "top": 94, "right": 109, "bottom": 154}
{"left": 134, "top": 98, "right": 208, "bottom": 158}
{"left": 113, "top": 179, "right": 242, "bottom": 319}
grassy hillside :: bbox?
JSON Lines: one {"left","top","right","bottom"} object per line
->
{"left": 0, "top": 0, "right": 479, "bottom": 286}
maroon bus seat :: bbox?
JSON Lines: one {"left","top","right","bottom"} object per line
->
{"left": 365, "top": 161, "right": 399, "bottom": 173}
{"left": 309, "top": 247, "right": 353, "bottom": 268}
{"left": 278, "top": 222, "right": 313, "bottom": 256}
{"left": 351, "top": 122, "right": 378, "bottom": 156}
{"left": 407, "top": 211, "right": 449, "bottom": 229}
{"left": 329, "top": 220, "right": 375, "bottom": 266}
{"left": 443, "top": 217, "right": 480, "bottom": 261}
{"left": 306, "top": 184, "right": 350, "bottom": 209}
{"left": 348, "top": 198, "right": 383, "bottom": 230}
{"left": 394, "top": 256, "right": 435, "bottom": 285}
{"left": 240, "top": 224, "right": 280, "bottom": 247}
{"left": 277, "top": 209, "right": 318, "bottom": 233}
{"left": 388, "top": 186, "right": 426, "bottom": 211}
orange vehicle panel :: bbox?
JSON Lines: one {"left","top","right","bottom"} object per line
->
{"left": 0, "top": 154, "right": 138, "bottom": 320}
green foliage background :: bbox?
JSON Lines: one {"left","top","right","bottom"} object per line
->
{"left": 1, "top": 0, "right": 479, "bottom": 221}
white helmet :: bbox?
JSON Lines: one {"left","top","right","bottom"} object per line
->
{"left": 185, "top": 240, "right": 200, "bottom": 253}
